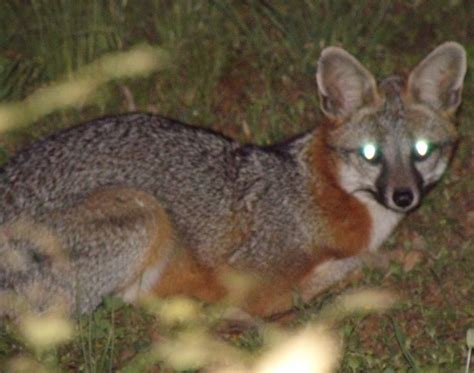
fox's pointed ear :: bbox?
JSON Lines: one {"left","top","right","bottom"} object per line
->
{"left": 407, "top": 42, "right": 467, "bottom": 115}
{"left": 316, "top": 47, "right": 380, "bottom": 120}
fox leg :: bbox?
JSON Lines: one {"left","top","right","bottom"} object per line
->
{"left": 238, "top": 257, "right": 366, "bottom": 320}
{"left": 298, "top": 256, "right": 365, "bottom": 303}
{"left": 63, "top": 187, "right": 176, "bottom": 310}
{"left": 150, "top": 254, "right": 373, "bottom": 318}
{"left": 99, "top": 190, "right": 229, "bottom": 305}
{"left": 0, "top": 187, "right": 175, "bottom": 316}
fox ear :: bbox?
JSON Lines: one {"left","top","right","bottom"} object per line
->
{"left": 407, "top": 42, "right": 467, "bottom": 115}
{"left": 316, "top": 47, "right": 379, "bottom": 120}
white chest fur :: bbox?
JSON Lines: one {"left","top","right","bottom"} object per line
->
{"left": 357, "top": 194, "right": 403, "bottom": 252}
{"left": 337, "top": 162, "right": 403, "bottom": 252}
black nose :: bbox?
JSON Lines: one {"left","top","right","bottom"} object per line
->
{"left": 392, "top": 188, "right": 414, "bottom": 208}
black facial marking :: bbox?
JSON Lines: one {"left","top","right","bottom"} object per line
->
{"left": 375, "top": 156, "right": 389, "bottom": 206}
{"left": 410, "top": 158, "right": 425, "bottom": 196}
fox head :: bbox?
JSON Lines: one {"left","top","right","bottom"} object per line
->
{"left": 316, "top": 42, "right": 467, "bottom": 213}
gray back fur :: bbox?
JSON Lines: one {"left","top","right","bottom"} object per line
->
{"left": 0, "top": 113, "right": 318, "bottom": 276}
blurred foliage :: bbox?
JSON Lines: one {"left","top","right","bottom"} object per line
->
{"left": 0, "top": 0, "right": 472, "bottom": 371}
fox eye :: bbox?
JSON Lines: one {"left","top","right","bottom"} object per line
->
{"left": 413, "top": 139, "right": 434, "bottom": 161}
{"left": 359, "top": 143, "right": 381, "bottom": 164}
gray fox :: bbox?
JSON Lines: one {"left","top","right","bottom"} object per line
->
{"left": 0, "top": 42, "right": 467, "bottom": 317}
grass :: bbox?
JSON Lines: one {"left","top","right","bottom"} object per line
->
{"left": 0, "top": 0, "right": 473, "bottom": 371}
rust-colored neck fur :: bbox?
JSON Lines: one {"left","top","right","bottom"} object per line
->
{"left": 309, "top": 125, "right": 372, "bottom": 257}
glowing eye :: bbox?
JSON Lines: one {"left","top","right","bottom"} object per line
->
{"left": 361, "top": 143, "right": 378, "bottom": 162}
{"left": 415, "top": 139, "right": 429, "bottom": 157}
{"left": 415, "top": 140, "right": 433, "bottom": 160}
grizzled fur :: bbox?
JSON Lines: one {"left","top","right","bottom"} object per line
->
{"left": 0, "top": 114, "right": 318, "bottom": 272}
{"left": 0, "top": 42, "right": 467, "bottom": 317}
{"left": 0, "top": 114, "right": 322, "bottom": 314}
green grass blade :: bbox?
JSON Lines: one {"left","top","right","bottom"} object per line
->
{"left": 391, "top": 317, "right": 420, "bottom": 372}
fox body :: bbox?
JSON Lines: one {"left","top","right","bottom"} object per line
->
{"left": 0, "top": 42, "right": 467, "bottom": 317}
